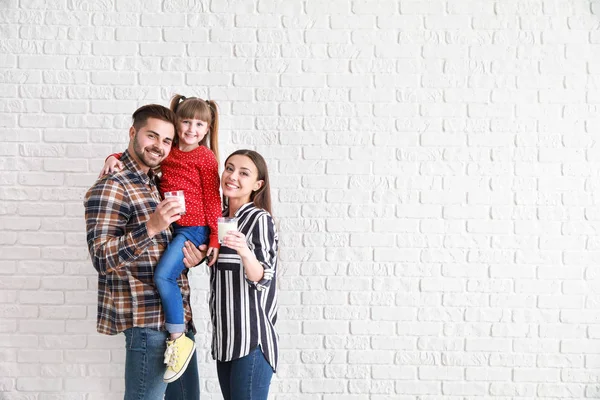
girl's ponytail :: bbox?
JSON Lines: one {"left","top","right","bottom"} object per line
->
{"left": 206, "top": 99, "right": 220, "bottom": 166}
{"left": 169, "top": 94, "right": 187, "bottom": 114}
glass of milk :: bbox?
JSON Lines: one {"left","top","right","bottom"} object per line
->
{"left": 163, "top": 190, "right": 186, "bottom": 215}
{"left": 218, "top": 217, "right": 238, "bottom": 244}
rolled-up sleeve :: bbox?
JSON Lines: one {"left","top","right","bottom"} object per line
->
{"left": 85, "top": 178, "right": 154, "bottom": 276}
{"left": 245, "top": 213, "right": 278, "bottom": 290}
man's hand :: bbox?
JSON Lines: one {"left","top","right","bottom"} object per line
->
{"left": 183, "top": 242, "right": 207, "bottom": 269}
{"left": 146, "top": 197, "right": 183, "bottom": 238}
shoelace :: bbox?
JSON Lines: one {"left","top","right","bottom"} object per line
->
{"left": 164, "top": 343, "right": 178, "bottom": 367}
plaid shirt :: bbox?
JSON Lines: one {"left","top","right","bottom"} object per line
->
{"left": 84, "top": 150, "right": 195, "bottom": 335}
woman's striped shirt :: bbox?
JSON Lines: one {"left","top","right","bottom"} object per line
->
{"left": 209, "top": 202, "right": 279, "bottom": 371}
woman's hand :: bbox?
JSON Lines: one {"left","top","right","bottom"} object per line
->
{"left": 98, "top": 156, "right": 124, "bottom": 178}
{"left": 223, "top": 231, "right": 266, "bottom": 282}
{"left": 183, "top": 242, "right": 208, "bottom": 269}
{"left": 206, "top": 246, "right": 220, "bottom": 266}
{"left": 222, "top": 231, "right": 252, "bottom": 258}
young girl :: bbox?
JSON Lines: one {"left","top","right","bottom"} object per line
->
{"left": 210, "top": 149, "right": 279, "bottom": 400}
{"left": 101, "top": 95, "right": 222, "bottom": 383}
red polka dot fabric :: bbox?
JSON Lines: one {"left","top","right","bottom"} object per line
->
{"left": 160, "top": 146, "right": 222, "bottom": 249}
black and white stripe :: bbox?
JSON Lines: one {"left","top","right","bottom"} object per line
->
{"left": 209, "top": 202, "right": 279, "bottom": 372}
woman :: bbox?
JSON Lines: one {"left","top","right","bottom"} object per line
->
{"left": 190, "top": 149, "right": 279, "bottom": 400}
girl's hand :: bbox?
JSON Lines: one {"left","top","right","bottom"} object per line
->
{"left": 206, "top": 246, "right": 220, "bottom": 267}
{"left": 98, "top": 156, "right": 124, "bottom": 178}
{"left": 222, "top": 231, "right": 251, "bottom": 258}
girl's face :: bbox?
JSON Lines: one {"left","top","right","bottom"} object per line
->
{"left": 221, "top": 155, "right": 264, "bottom": 204}
{"left": 178, "top": 118, "right": 209, "bottom": 149}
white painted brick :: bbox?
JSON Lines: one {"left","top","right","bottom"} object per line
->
{"left": 470, "top": 45, "right": 516, "bottom": 62}
{"left": 465, "top": 338, "right": 511, "bottom": 352}
{"left": 469, "top": 73, "right": 516, "bottom": 89}
{"left": 490, "top": 382, "right": 537, "bottom": 396}
{"left": 19, "top": 25, "right": 66, "bottom": 40}
{"left": 0, "top": 69, "right": 42, "bottom": 85}
{"left": 113, "top": 27, "right": 160, "bottom": 42}
{"left": 420, "top": 221, "right": 464, "bottom": 235}
{"left": 90, "top": 100, "right": 136, "bottom": 114}
{"left": 418, "top": 337, "right": 464, "bottom": 352}
{"left": 212, "top": 28, "right": 258, "bottom": 44}
{"left": 538, "top": 383, "right": 586, "bottom": 397}
{"left": 442, "top": 382, "right": 488, "bottom": 395}
{"left": 140, "top": 42, "right": 185, "bottom": 56}
{"left": 395, "top": 380, "right": 441, "bottom": 395}
{"left": 139, "top": 72, "right": 184, "bottom": 86}
{"left": 164, "top": 28, "right": 209, "bottom": 43}
{"left": 62, "top": 349, "right": 110, "bottom": 363}
{"left": 65, "top": 377, "right": 113, "bottom": 392}
{"left": 256, "top": 58, "right": 301, "bottom": 73}
{"left": 19, "top": 85, "right": 66, "bottom": 99}
{"left": 16, "top": 377, "right": 62, "bottom": 391}
{"left": 19, "top": 55, "right": 65, "bottom": 70}
{"left": 422, "top": 74, "right": 468, "bottom": 88}
{"left": 68, "top": 86, "right": 114, "bottom": 101}
{"left": 67, "top": 26, "right": 114, "bottom": 41}
{"left": 280, "top": 17, "right": 326, "bottom": 32}
{"left": 114, "top": 57, "right": 159, "bottom": 72}
{"left": 305, "top": 29, "right": 349, "bottom": 44}
{"left": 139, "top": 12, "right": 185, "bottom": 27}
{"left": 42, "top": 100, "right": 87, "bottom": 114}
{"left": 300, "top": 379, "right": 345, "bottom": 394}
{"left": 37, "top": 335, "right": 86, "bottom": 351}
{"left": 44, "top": 40, "right": 91, "bottom": 56}
{"left": 2, "top": 1, "right": 600, "bottom": 397}
{"left": 18, "top": 120, "right": 65, "bottom": 136}
{"left": 63, "top": 56, "right": 111, "bottom": 70}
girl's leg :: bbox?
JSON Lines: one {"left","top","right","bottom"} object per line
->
{"left": 165, "top": 331, "right": 200, "bottom": 399}
{"left": 154, "top": 225, "right": 208, "bottom": 383}
{"left": 154, "top": 225, "right": 209, "bottom": 334}
{"left": 154, "top": 232, "right": 189, "bottom": 334}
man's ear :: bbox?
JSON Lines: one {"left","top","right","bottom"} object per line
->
{"left": 129, "top": 126, "right": 136, "bottom": 140}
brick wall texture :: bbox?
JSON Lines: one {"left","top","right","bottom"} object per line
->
{"left": 1, "top": 0, "right": 600, "bottom": 398}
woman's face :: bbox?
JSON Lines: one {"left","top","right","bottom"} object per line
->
{"left": 221, "top": 155, "right": 263, "bottom": 203}
{"left": 177, "top": 117, "right": 209, "bottom": 149}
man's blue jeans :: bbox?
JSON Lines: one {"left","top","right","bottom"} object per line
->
{"left": 124, "top": 327, "right": 199, "bottom": 399}
{"left": 154, "top": 224, "right": 209, "bottom": 333}
{"left": 216, "top": 346, "right": 274, "bottom": 400}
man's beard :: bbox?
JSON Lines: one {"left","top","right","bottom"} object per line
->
{"left": 132, "top": 133, "right": 164, "bottom": 169}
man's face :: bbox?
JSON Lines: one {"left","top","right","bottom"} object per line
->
{"left": 128, "top": 117, "right": 175, "bottom": 172}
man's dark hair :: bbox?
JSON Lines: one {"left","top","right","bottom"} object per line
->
{"left": 132, "top": 104, "right": 177, "bottom": 131}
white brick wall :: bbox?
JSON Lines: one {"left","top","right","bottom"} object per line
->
{"left": 1, "top": 0, "right": 600, "bottom": 398}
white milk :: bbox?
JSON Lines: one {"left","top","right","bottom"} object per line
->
{"left": 218, "top": 219, "right": 238, "bottom": 244}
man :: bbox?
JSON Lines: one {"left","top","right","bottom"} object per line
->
{"left": 84, "top": 104, "right": 202, "bottom": 399}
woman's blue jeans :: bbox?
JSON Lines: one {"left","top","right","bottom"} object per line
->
{"left": 124, "top": 327, "right": 199, "bottom": 399}
{"left": 154, "top": 225, "right": 209, "bottom": 333}
{"left": 216, "top": 347, "right": 274, "bottom": 400}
